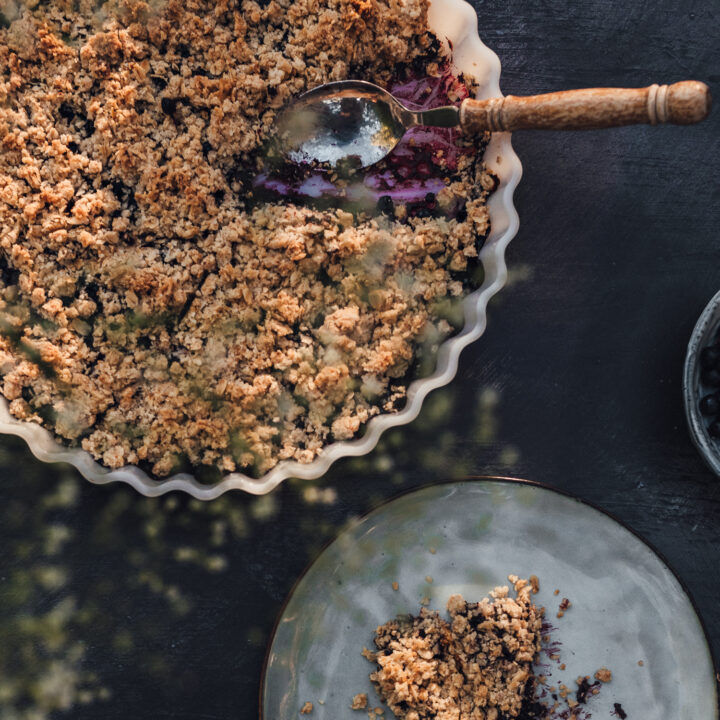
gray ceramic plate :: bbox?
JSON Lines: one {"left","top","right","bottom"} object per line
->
{"left": 261, "top": 479, "right": 718, "bottom": 720}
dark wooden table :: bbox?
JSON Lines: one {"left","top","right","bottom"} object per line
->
{"left": 1, "top": 1, "right": 718, "bottom": 718}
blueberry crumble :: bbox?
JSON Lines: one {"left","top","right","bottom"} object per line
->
{"left": 363, "top": 577, "right": 618, "bottom": 720}
{"left": 364, "top": 576, "right": 544, "bottom": 720}
{"left": 0, "top": 0, "right": 495, "bottom": 478}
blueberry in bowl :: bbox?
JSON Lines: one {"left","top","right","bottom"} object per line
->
{"left": 683, "top": 289, "right": 720, "bottom": 476}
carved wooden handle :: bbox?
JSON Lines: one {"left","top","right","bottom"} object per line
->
{"left": 459, "top": 81, "right": 711, "bottom": 133}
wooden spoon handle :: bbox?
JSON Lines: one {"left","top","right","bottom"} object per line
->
{"left": 459, "top": 81, "right": 711, "bottom": 133}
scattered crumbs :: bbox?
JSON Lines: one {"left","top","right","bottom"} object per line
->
{"left": 594, "top": 667, "right": 612, "bottom": 683}
{"left": 537, "top": 675, "right": 547, "bottom": 685}
{"left": 557, "top": 597, "right": 571, "bottom": 618}
{"left": 420, "top": 596, "right": 430, "bottom": 606}
{"left": 530, "top": 574, "right": 540, "bottom": 593}
{"left": 638, "top": 660, "right": 644, "bottom": 666}
{"left": 613, "top": 702, "right": 628, "bottom": 719}
{"left": 300, "top": 701, "right": 313, "bottom": 714}
{"left": 554, "top": 589, "right": 560, "bottom": 596}
{"left": 374, "top": 708, "right": 384, "bottom": 716}
{"left": 425, "top": 575, "right": 433, "bottom": 584}
{"left": 351, "top": 693, "right": 368, "bottom": 710}
{"left": 318, "top": 700, "right": 325, "bottom": 705}
{"left": 429, "top": 547, "right": 437, "bottom": 554}
{"left": 559, "top": 663, "right": 566, "bottom": 670}
{"left": 391, "top": 582, "right": 399, "bottom": 591}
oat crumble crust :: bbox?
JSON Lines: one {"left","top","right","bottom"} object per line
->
{"left": 366, "top": 576, "right": 543, "bottom": 720}
{"left": 0, "top": 0, "right": 494, "bottom": 477}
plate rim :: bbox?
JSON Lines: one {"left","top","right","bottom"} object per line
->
{"left": 258, "top": 475, "right": 720, "bottom": 719}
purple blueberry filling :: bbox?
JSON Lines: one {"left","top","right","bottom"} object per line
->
{"left": 254, "top": 63, "right": 477, "bottom": 218}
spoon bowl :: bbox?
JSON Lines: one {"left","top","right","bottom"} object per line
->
{"left": 276, "top": 80, "right": 458, "bottom": 169}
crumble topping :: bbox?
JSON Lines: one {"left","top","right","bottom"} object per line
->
{"left": 0, "top": 0, "right": 494, "bottom": 477}
{"left": 593, "top": 667, "right": 612, "bottom": 684}
{"left": 364, "top": 577, "right": 620, "bottom": 720}
{"left": 366, "top": 576, "right": 543, "bottom": 720}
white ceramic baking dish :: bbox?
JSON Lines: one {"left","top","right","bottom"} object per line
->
{"left": 0, "top": 0, "right": 522, "bottom": 498}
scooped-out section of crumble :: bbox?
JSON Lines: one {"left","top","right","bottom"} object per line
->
{"left": 0, "top": 0, "right": 496, "bottom": 479}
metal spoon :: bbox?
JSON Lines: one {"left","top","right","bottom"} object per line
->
{"left": 276, "top": 79, "right": 710, "bottom": 169}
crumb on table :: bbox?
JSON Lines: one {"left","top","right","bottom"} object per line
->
{"left": 300, "top": 701, "right": 313, "bottom": 714}
{"left": 351, "top": 693, "right": 368, "bottom": 710}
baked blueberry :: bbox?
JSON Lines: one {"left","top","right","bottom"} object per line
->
{"left": 377, "top": 195, "right": 395, "bottom": 216}
{"left": 59, "top": 102, "right": 75, "bottom": 120}
{"left": 161, "top": 97, "right": 178, "bottom": 115}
